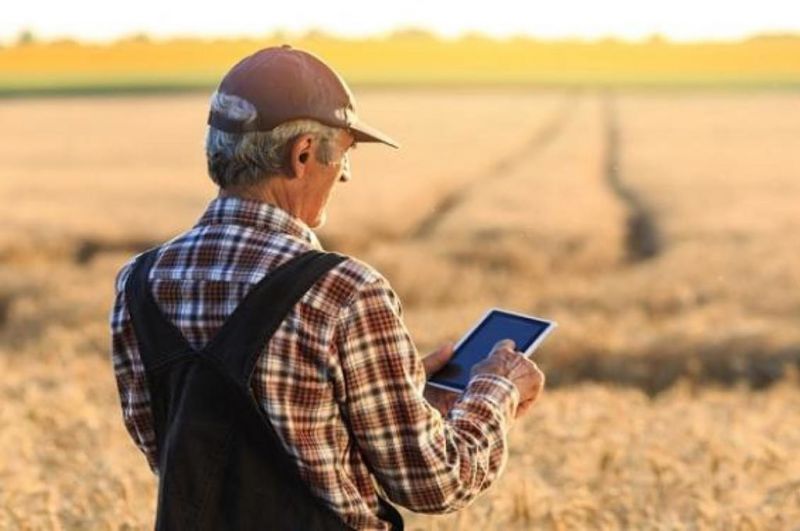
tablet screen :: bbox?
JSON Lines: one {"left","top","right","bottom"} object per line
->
{"left": 430, "top": 310, "right": 553, "bottom": 391}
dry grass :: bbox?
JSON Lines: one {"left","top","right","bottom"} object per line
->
{"left": 3, "top": 346, "right": 798, "bottom": 530}
{"left": 405, "top": 378, "right": 800, "bottom": 530}
{"left": 1, "top": 89, "right": 799, "bottom": 529}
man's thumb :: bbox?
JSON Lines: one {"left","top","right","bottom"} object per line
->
{"left": 423, "top": 342, "right": 455, "bottom": 376}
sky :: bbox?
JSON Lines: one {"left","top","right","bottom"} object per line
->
{"left": 2, "top": 0, "right": 800, "bottom": 44}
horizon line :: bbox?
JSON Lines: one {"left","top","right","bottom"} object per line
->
{"left": 3, "top": 27, "right": 800, "bottom": 48}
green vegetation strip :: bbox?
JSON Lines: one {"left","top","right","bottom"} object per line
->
{"left": 0, "top": 73, "right": 220, "bottom": 98}
{"left": 1, "top": 75, "right": 799, "bottom": 98}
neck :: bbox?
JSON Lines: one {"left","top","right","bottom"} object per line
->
{"left": 219, "top": 177, "right": 303, "bottom": 221}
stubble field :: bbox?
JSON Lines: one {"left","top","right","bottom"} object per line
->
{"left": 0, "top": 89, "right": 798, "bottom": 529}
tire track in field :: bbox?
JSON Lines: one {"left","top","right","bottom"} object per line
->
{"left": 0, "top": 236, "right": 159, "bottom": 267}
{"left": 545, "top": 342, "right": 800, "bottom": 395}
{"left": 410, "top": 91, "right": 580, "bottom": 240}
{"left": 604, "top": 93, "right": 662, "bottom": 262}
{"left": 73, "top": 237, "right": 159, "bottom": 264}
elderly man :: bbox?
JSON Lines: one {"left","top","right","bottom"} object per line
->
{"left": 110, "top": 45, "right": 544, "bottom": 530}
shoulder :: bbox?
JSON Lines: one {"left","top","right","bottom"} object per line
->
{"left": 329, "top": 254, "right": 386, "bottom": 288}
{"left": 113, "top": 257, "right": 137, "bottom": 295}
{"left": 112, "top": 245, "right": 163, "bottom": 295}
{"left": 109, "top": 255, "right": 139, "bottom": 332}
{"left": 109, "top": 247, "right": 160, "bottom": 331}
{"left": 302, "top": 253, "right": 399, "bottom": 317}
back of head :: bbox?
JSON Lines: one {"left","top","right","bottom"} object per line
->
{"left": 204, "top": 45, "right": 399, "bottom": 189}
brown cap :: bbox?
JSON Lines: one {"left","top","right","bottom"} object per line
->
{"left": 208, "top": 45, "right": 399, "bottom": 149}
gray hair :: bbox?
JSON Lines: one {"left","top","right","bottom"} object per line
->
{"left": 205, "top": 91, "right": 341, "bottom": 188}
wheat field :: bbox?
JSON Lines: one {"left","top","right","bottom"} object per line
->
{"left": 0, "top": 89, "right": 798, "bottom": 529}
{"left": 3, "top": 36, "right": 800, "bottom": 89}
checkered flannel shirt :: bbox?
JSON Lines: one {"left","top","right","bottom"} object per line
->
{"left": 110, "top": 196, "right": 520, "bottom": 530}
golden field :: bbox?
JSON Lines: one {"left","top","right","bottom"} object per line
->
{"left": 2, "top": 34, "right": 800, "bottom": 90}
{"left": 0, "top": 89, "right": 799, "bottom": 529}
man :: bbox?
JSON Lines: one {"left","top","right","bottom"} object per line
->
{"left": 110, "top": 45, "right": 545, "bottom": 530}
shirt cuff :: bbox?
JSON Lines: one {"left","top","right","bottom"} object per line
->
{"left": 460, "top": 374, "right": 520, "bottom": 431}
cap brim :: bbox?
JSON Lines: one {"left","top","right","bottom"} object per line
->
{"left": 350, "top": 120, "right": 400, "bottom": 149}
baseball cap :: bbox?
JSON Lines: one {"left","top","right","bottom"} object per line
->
{"left": 208, "top": 45, "right": 399, "bottom": 149}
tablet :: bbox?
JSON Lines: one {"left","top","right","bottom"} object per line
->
{"left": 428, "top": 308, "right": 556, "bottom": 393}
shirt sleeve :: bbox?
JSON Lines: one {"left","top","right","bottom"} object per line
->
{"left": 109, "top": 263, "right": 159, "bottom": 474}
{"left": 335, "top": 275, "right": 520, "bottom": 514}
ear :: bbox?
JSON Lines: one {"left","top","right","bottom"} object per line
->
{"left": 288, "top": 134, "right": 315, "bottom": 179}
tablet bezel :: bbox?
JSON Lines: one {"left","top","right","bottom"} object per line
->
{"left": 426, "top": 307, "right": 557, "bottom": 394}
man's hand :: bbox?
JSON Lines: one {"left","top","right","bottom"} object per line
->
{"left": 422, "top": 342, "right": 459, "bottom": 416}
{"left": 470, "top": 339, "right": 545, "bottom": 419}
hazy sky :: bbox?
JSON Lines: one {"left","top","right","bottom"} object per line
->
{"left": 3, "top": 0, "right": 800, "bottom": 43}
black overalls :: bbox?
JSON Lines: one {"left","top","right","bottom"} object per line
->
{"left": 125, "top": 248, "right": 404, "bottom": 530}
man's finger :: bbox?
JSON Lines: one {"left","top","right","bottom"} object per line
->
{"left": 422, "top": 342, "right": 455, "bottom": 376}
{"left": 492, "top": 339, "right": 516, "bottom": 352}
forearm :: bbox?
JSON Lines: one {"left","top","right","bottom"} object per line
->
{"left": 377, "top": 375, "right": 518, "bottom": 513}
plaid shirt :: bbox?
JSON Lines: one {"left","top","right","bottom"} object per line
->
{"left": 110, "top": 196, "right": 519, "bottom": 530}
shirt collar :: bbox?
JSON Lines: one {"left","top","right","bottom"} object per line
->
{"left": 195, "top": 196, "right": 323, "bottom": 250}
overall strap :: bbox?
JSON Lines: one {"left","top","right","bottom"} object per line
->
{"left": 203, "top": 250, "right": 347, "bottom": 387}
{"left": 125, "top": 247, "right": 194, "bottom": 371}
